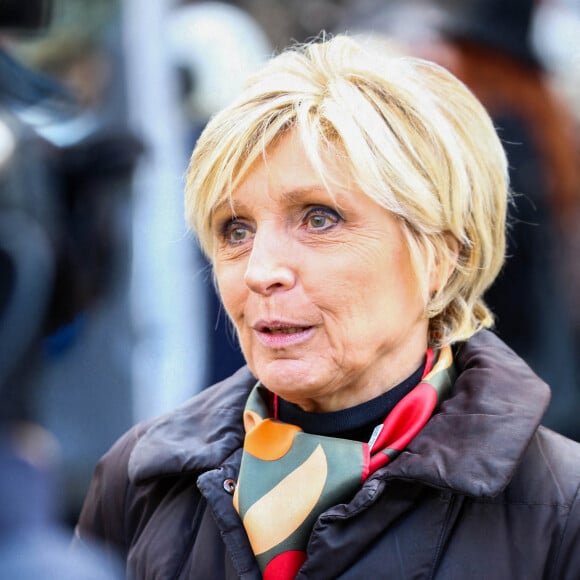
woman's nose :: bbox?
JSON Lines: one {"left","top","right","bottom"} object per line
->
{"left": 244, "top": 229, "right": 296, "bottom": 295}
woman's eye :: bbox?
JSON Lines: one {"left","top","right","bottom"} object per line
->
{"left": 305, "top": 207, "right": 341, "bottom": 230}
{"left": 222, "top": 221, "right": 253, "bottom": 244}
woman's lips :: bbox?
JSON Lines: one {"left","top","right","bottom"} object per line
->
{"left": 253, "top": 321, "right": 315, "bottom": 348}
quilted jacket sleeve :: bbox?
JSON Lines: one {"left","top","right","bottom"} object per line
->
{"left": 72, "top": 423, "right": 146, "bottom": 565}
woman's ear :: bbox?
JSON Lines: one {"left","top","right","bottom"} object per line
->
{"left": 429, "top": 233, "right": 460, "bottom": 294}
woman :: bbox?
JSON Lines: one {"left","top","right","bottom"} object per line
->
{"left": 74, "top": 35, "right": 580, "bottom": 579}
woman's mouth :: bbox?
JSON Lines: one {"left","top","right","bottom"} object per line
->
{"left": 254, "top": 321, "right": 315, "bottom": 348}
{"left": 262, "top": 326, "right": 308, "bottom": 334}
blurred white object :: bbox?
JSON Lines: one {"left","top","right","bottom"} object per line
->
{"left": 0, "top": 117, "right": 15, "bottom": 167}
{"left": 123, "top": 0, "right": 207, "bottom": 421}
{"left": 166, "top": 1, "right": 272, "bottom": 119}
{"left": 533, "top": 0, "right": 580, "bottom": 70}
{"left": 533, "top": 0, "right": 580, "bottom": 117}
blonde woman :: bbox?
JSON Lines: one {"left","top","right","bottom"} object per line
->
{"left": 75, "top": 35, "right": 580, "bottom": 579}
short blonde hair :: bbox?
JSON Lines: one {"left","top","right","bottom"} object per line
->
{"left": 185, "top": 34, "right": 509, "bottom": 347}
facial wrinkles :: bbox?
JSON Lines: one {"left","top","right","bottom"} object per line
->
{"left": 212, "top": 131, "right": 431, "bottom": 411}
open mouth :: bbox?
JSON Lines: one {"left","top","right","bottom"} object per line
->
{"left": 261, "top": 326, "right": 310, "bottom": 334}
{"left": 254, "top": 321, "right": 315, "bottom": 347}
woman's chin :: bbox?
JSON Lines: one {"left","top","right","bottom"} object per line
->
{"left": 252, "top": 357, "right": 326, "bottom": 401}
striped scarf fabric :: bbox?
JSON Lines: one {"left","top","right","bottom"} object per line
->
{"left": 233, "top": 346, "right": 455, "bottom": 580}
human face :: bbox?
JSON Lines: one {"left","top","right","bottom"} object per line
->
{"left": 211, "top": 131, "right": 430, "bottom": 412}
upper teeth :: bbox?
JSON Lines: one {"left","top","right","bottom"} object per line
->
{"left": 266, "top": 327, "right": 303, "bottom": 334}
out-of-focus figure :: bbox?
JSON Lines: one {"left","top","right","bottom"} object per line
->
{"left": 8, "top": 0, "right": 144, "bottom": 522}
{"left": 0, "top": 0, "right": 137, "bottom": 576}
{"left": 340, "top": 0, "right": 580, "bottom": 440}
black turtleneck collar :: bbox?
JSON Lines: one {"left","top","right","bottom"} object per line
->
{"left": 277, "top": 361, "right": 425, "bottom": 442}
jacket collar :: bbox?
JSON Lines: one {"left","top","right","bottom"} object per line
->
{"left": 381, "top": 329, "right": 550, "bottom": 497}
{"left": 129, "top": 331, "right": 550, "bottom": 498}
{"left": 128, "top": 366, "right": 255, "bottom": 483}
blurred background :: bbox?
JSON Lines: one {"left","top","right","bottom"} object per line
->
{"left": 1, "top": 0, "right": 579, "bottom": 540}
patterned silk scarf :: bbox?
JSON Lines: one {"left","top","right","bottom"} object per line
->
{"left": 233, "top": 346, "right": 455, "bottom": 580}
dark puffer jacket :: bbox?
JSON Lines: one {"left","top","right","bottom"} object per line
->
{"left": 74, "top": 331, "right": 580, "bottom": 579}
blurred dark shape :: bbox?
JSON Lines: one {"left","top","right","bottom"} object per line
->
{"left": 0, "top": 3, "right": 139, "bottom": 576}
{"left": 43, "top": 127, "right": 144, "bottom": 338}
{"left": 0, "top": 59, "right": 142, "bottom": 417}
{"left": 0, "top": 0, "right": 53, "bottom": 32}
{"left": 0, "top": 53, "right": 71, "bottom": 422}
{"left": 439, "top": 0, "right": 540, "bottom": 68}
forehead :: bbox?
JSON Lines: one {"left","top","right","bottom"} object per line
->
{"left": 214, "top": 130, "right": 351, "bottom": 213}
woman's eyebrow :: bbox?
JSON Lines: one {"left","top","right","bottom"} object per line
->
{"left": 279, "top": 186, "right": 333, "bottom": 203}
{"left": 212, "top": 199, "right": 236, "bottom": 216}
{"left": 210, "top": 184, "right": 346, "bottom": 230}
{"left": 213, "top": 186, "right": 335, "bottom": 215}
